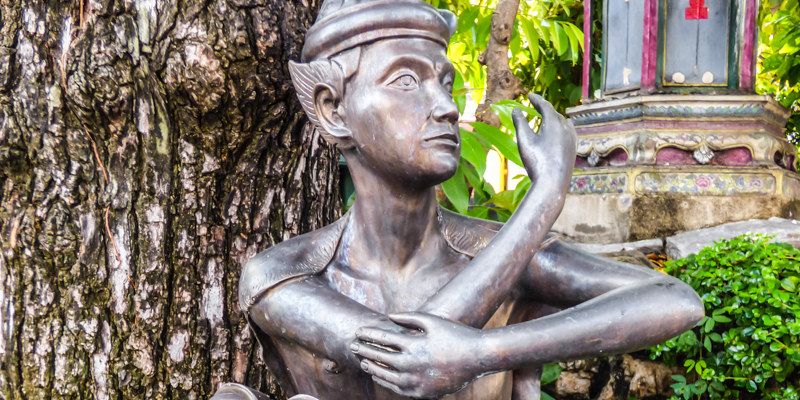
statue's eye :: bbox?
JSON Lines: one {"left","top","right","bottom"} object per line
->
{"left": 389, "top": 74, "right": 418, "bottom": 89}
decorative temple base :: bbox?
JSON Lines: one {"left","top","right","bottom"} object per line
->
{"left": 552, "top": 166, "right": 800, "bottom": 243}
{"left": 557, "top": 94, "right": 799, "bottom": 243}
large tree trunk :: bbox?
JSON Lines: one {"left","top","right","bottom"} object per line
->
{"left": 0, "top": 0, "right": 338, "bottom": 399}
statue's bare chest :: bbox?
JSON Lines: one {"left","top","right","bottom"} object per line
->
{"left": 321, "top": 254, "right": 470, "bottom": 313}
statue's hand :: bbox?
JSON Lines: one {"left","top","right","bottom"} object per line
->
{"left": 514, "top": 93, "right": 577, "bottom": 188}
{"left": 352, "top": 313, "right": 484, "bottom": 399}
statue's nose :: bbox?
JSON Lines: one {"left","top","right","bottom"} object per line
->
{"left": 431, "top": 97, "right": 460, "bottom": 125}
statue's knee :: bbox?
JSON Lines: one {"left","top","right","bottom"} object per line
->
{"left": 209, "top": 383, "right": 274, "bottom": 400}
{"left": 209, "top": 383, "right": 320, "bottom": 400}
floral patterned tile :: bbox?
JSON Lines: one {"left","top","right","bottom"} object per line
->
{"left": 634, "top": 173, "right": 775, "bottom": 195}
{"left": 569, "top": 174, "right": 628, "bottom": 194}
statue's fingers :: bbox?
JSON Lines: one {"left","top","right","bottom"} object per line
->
{"left": 361, "top": 359, "right": 402, "bottom": 384}
{"left": 527, "top": 93, "right": 559, "bottom": 122}
{"left": 351, "top": 341, "right": 403, "bottom": 368}
{"left": 356, "top": 327, "right": 409, "bottom": 350}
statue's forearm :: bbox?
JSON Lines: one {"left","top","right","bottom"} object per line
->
{"left": 251, "top": 278, "right": 394, "bottom": 370}
{"left": 473, "top": 275, "right": 704, "bottom": 372}
{"left": 419, "top": 177, "right": 566, "bottom": 327}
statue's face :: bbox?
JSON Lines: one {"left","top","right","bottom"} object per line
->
{"left": 344, "top": 38, "right": 460, "bottom": 188}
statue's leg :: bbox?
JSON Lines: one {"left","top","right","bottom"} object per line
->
{"left": 508, "top": 299, "right": 560, "bottom": 400}
{"left": 512, "top": 365, "right": 542, "bottom": 400}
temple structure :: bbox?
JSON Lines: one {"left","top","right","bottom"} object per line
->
{"left": 553, "top": 0, "right": 800, "bottom": 243}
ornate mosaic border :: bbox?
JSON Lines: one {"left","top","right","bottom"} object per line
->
{"left": 571, "top": 107, "right": 642, "bottom": 126}
{"left": 643, "top": 104, "right": 764, "bottom": 119}
{"left": 634, "top": 172, "right": 775, "bottom": 195}
{"left": 569, "top": 173, "right": 628, "bottom": 194}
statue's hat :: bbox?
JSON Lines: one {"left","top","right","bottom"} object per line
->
{"left": 301, "top": 0, "right": 457, "bottom": 62}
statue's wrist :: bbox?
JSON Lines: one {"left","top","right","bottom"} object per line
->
{"left": 471, "top": 330, "right": 499, "bottom": 376}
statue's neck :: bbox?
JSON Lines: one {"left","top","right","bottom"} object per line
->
{"left": 343, "top": 166, "right": 449, "bottom": 273}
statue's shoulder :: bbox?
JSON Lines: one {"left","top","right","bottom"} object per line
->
{"left": 439, "top": 208, "right": 561, "bottom": 257}
{"left": 238, "top": 214, "right": 349, "bottom": 312}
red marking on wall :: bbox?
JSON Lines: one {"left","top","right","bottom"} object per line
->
{"left": 685, "top": 0, "right": 709, "bottom": 20}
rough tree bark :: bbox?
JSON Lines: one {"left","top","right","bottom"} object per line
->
{"left": 0, "top": 0, "right": 338, "bottom": 399}
{"left": 476, "top": 0, "right": 525, "bottom": 128}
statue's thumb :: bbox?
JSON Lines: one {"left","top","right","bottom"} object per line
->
{"left": 389, "top": 313, "right": 430, "bottom": 332}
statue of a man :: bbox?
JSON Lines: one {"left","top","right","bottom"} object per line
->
{"left": 211, "top": 0, "right": 704, "bottom": 399}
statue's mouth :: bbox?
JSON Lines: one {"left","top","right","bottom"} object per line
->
{"left": 422, "top": 131, "right": 459, "bottom": 147}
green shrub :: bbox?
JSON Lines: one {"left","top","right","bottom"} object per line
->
{"left": 649, "top": 234, "right": 800, "bottom": 400}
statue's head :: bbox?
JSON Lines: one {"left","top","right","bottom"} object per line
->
{"left": 289, "top": 0, "right": 461, "bottom": 189}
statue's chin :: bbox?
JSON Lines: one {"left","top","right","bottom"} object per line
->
{"left": 406, "top": 161, "right": 460, "bottom": 189}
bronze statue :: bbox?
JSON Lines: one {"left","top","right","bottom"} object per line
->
{"left": 211, "top": 0, "right": 704, "bottom": 398}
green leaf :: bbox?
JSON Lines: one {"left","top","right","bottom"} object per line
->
{"left": 781, "top": 277, "right": 797, "bottom": 292}
{"left": 512, "top": 177, "right": 531, "bottom": 204}
{"left": 746, "top": 380, "right": 757, "bottom": 393}
{"left": 520, "top": 17, "right": 540, "bottom": 62}
{"left": 460, "top": 159, "right": 488, "bottom": 201}
{"left": 455, "top": 6, "right": 480, "bottom": 37}
{"left": 538, "top": 19, "right": 551, "bottom": 44}
{"left": 541, "top": 363, "right": 563, "bottom": 385}
{"left": 440, "top": 164, "right": 469, "bottom": 214}
{"left": 470, "top": 122, "right": 523, "bottom": 167}
{"left": 459, "top": 129, "right": 486, "bottom": 176}
{"left": 712, "top": 315, "right": 732, "bottom": 323}
{"left": 489, "top": 103, "right": 517, "bottom": 133}
{"left": 563, "top": 22, "right": 580, "bottom": 62}
{"left": 553, "top": 22, "right": 569, "bottom": 56}
{"left": 453, "top": 71, "right": 467, "bottom": 115}
{"left": 672, "top": 375, "right": 687, "bottom": 383}
{"left": 489, "top": 190, "right": 516, "bottom": 211}
{"left": 566, "top": 22, "right": 584, "bottom": 51}
{"left": 704, "top": 336, "right": 712, "bottom": 352}
{"left": 495, "top": 99, "right": 541, "bottom": 119}
{"left": 466, "top": 206, "right": 489, "bottom": 220}
{"left": 704, "top": 317, "right": 715, "bottom": 332}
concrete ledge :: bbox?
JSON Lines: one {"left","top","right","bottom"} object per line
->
{"left": 666, "top": 217, "right": 800, "bottom": 259}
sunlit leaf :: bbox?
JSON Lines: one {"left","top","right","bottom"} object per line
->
{"left": 460, "top": 128, "right": 487, "bottom": 176}
{"left": 470, "top": 122, "right": 523, "bottom": 167}
{"left": 440, "top": 164, "right": 469, "bottom": 214}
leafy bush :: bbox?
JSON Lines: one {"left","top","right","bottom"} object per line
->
{"left": 649, "top": 235, "right": 800, "bottom": 400}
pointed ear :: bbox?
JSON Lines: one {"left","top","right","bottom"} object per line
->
{"left": 288, "top": 60, "right": 353, "bottom": 145}
{"left": 313, "top": 83, "right": 352, "bottom": 142}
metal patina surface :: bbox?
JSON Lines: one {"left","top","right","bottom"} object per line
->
{"left": 211, "top": 0, "right": 705, "bottom": 398}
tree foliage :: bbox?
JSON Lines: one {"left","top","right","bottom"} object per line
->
{"left": 757, "top": 0, "right": 800, "bottom": 158}
{"left": 434, "top": 0, "right": 800, "bottom": 219}
{"left": 429, "top": 0, "right": 591, "bottom": 220}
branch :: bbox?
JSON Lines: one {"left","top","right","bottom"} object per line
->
{"left": 475, "top": 0, "right": 526, "bottom": 128}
